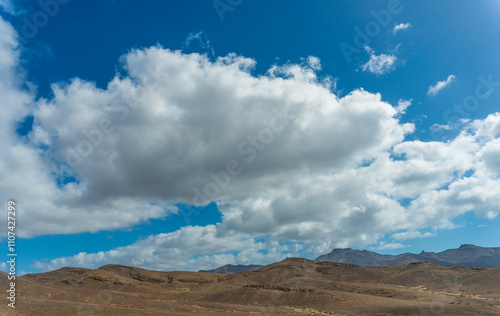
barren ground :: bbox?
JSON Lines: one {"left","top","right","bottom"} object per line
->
{"left": 2, "top": 258, "right": 499, "bottom": 315}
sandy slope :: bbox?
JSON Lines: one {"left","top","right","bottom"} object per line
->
{"left": 1, "top": 258, "right": 499, "bottom": 315}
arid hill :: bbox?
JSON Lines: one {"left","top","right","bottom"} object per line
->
{"left": 1, "top": 258, "right": 499, "bottom": 315}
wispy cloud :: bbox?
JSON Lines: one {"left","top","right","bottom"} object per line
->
{"left": 376, "top": 242, "right": 406, "bottom": 251}
{"left": 361, "top": 47, "right": 397, "bottom": 75}
{"left": 183, "top": 31, "right": 215, "bottom": 57}
{"left": 392, "top": 230, "right": 435, "bottom": 241}
{"left": 305, "top": 56, "right": 321, "bottom": 70}
{"left": 0, "top": 0, "right": 15, "bottom": 15}
{"left": 395, "top": 99, "right": 412, "bottom": 115}
{"left": 427, "top": 75, "right": 456, "bottom": 96}
{"left": 393, "top": 23, "right": 411, "bottom": 34}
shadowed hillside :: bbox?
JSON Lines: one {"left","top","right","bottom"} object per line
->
{"left": 199, "top": 264, "right": 264, "bottom": 274}
{"left": 316, "top": 244, "right": 500, "bottom": 268}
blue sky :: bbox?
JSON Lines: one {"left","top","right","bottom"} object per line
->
{"left": 1, "top": 0, "right": 500, "bottom": 274}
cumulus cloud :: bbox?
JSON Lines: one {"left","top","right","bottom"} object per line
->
{"left": 34, "top": 111, "right": 500, "bottom": 271}
{"left": 0, "top": 18, "right": 173, "bottom": 237}
{"left": 8, "top": 43, "right": 413, "bottom": 238}
{"left": 427, "top": 74, "right": 456, "bottom": 96}
{"left": 361, "top": 47, "right": 397, "bottom": 75}
{"left": 393, "top": 23, "right": 411, "bottom": 34}
{"left": 1, "top": 17, "right": 500, "bottom": 272}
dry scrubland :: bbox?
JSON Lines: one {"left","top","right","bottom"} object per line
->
{"left": 1, "top": 258, "right": 499, "bottom": 315}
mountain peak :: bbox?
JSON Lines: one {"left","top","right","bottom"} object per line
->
{"left": 316, "top": 244, "right": 500, "bottom": 268}
{"left": 328, "top": 247, "right": 355, "bottom": 253}
{"left": 459, "top": 244, "right": 478, "bottom": 249}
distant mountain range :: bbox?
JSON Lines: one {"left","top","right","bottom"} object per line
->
{"left": 315, "top": 244, "right": 500, "bottom": 268}
{"left": 199, "top": 264, "right": 264, "bottom": 274}
{"left": 200, "top": 244, "right": 500, "bottom": 275}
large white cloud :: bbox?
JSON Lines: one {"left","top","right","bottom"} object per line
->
{"left": 0, "top": 18, "right": 170, "bottom": 237}
{"left": 33, "top": 111, "right": 500, "bottom": 271}
{"left": 13, "top": 43, "right": 414, "bottom": 239}
{"left": 1, "top": 16, "right": 500, "bottom": 271}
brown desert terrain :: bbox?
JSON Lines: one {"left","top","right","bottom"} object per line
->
{"left": 1, "top": 258, "right": 499, "bottom": 315}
